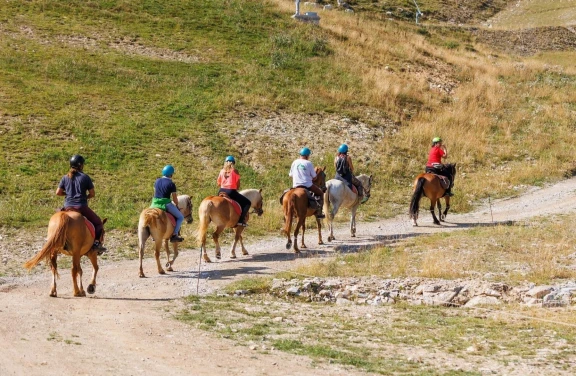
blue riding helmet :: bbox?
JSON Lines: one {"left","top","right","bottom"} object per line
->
{"left": 162, "top": 164, "right": 175, "bottom": 177}
{"left": 338, "top": 144, "right": 348, "bottom": 153}
{"left": 225, "top": 155, "right": 236, "bottom": 163}
{"left": 300, "top": 147, "right": 311, "bottom": 156}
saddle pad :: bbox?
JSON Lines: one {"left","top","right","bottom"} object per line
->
{"left": 434, "top": 174, "right": 450, "bottom": 190}
{"left": 351, "top": 185, "right": 358, "bottom": 195}
{"left": 222, "top": 197, "right": 242, "bottom": 216}
{"left": 166, "top": 212, "right": 176, "bottom": 227}
{"left": 83, "top": 217, "right": 96, "bottom": 239}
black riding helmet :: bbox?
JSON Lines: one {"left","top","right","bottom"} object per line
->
{"left": 70, "top": 154, "right": 85, "bottom": 168}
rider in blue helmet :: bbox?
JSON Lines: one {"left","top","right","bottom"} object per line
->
{"left": 288, "top": 147, "right": 325, "bottom": 218}
{"left": 334, "top": 144, "right": 365, "bottom": 202}
{"left": 150, "top": 164, "right": 185, "bottom": 242}
{"left": 425, "top": 137, "right": 453, "bottom": 197}
{"left": 217, "top": 155, "right": 251, "bottom": 227}
{"left": 56, "top": 154, "right": 107, "bottom": 254}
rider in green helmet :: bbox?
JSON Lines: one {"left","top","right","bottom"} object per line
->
{"left": 426, "top": 137, "right": 454, "bottom": 197}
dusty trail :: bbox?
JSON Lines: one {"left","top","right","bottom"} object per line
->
{"left": 2, "top": 177, "right": 576, "bottom": 375}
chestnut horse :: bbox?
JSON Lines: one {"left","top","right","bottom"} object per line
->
{"left": 282, "top": 166, "right": 327, "bottom": 253}
{"left": 324, "top": 174, "right": 373, "bottom": 241}
{"left": 24, "top": 211, "right": 107, "bottom": 297}
{"left": 137, "top": 195, "right": 193, "bottom": 278}
{"left": 409, "top": 163, "right": 456, "bottom": 226}
{"left": 196, "top": 189, "right": 264, "bottom": 263}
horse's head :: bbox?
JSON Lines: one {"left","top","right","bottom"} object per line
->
{"left": 357, "top": 174, "right": 373, "bottom": 199}
{"left": 313, "top": 166, "right": 327, "bottom": 192}
{"left": 242, "top": 189, "right": 264, "bottom": 216}
{"left": 177, "top": 195, "right": 194, "bottom": 224}
{"left": 99, "top": 218, "right": 108, "bottom": 245}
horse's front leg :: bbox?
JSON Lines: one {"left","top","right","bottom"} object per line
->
{"left": 166, "top": 242, "right": 178, "bottom": 272}
{"left": 71, "top": 255, "right": 85, "bottom": 297}
{"left": 442, "top": 197, "right": 451, "bottom": 220}
{"left": 350, "top": 207, "right": 358, "bottom": 237}
{"left": 316, "top": 217, "right": 324, "bottom": 245}
{"left": 229, "top": 228, "right": 244, "bottom": 259}
{"left": 239, "top": 234, "right": 249, "bottom": 256}
{"left": 430, "top": 199, "right": 441, "bottom": 225}
{"left": 86, "top": 251, "right": 99, "bottom": 294}
{"left": 327, "top": 201, "right": 338, "bottom": 242}
{"left": 50, "top": 254, "right": 58, "bottom": 297}
{"left": 293, "top": 217, "right": 303, "bottom": 254}
{"left": 437, "top": 200, "right": 443, "bottom": 221}
{"left": 300, "top": 217, "right": 307, "bottom": 249}
{"left": 154, "top": 240, "right": 165, "bottom": 275}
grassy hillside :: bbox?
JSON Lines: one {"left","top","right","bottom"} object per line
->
{"left": 487, "top": 0, "right": 576, "bottom": 29}
{"left": 1, "top": 0, "right": 576, "bottom": 234}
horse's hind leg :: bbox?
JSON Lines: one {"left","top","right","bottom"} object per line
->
{"left": 153, "top": 239, "right": 165, "bottom": 275}
{"left": 229, "top": 228, "right": 244, "bottom": 259}
{"left": 437, "top": 200, "right": 444, "bottom": 222}
{"left": 50, "top": 254, "right": 58, "bottom": 297}
{"left": 442, "top": 197, "right": 451, "bottom": 221}
{"left": 86, "top": 251, "right": 98, "bottom": 295}
{"left": 350, "top": 207, "right": 358, "bottom": 237}
{"left": 239, "top": 234, "right": 249, "bottom": 256}
{"left": 316, "top": 217, "right": 324, "bottom": 245}
{"left": 71, "top": 254, "right": 85, "bottom": 297}
{"left": 138, "top": 226, "right": 150, "bottom": 278}
{"left": 213, "top": 225, "right": 225, "bottom": 260}
{"left": 429, "top": 199, "right": 441, "bottom": 225}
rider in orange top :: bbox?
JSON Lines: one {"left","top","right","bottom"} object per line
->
{"left": 425, "top": 137, "right": 454, "bottom": 197}
{"left": 217, "top": 156, "right": 251, "bottom": 227}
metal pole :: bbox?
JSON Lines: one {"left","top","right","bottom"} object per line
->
{"left": 412, "top": 0, "right": 423, "bottom": 24}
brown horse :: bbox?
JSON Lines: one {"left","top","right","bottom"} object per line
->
{"left": 137, "top": 195, "right": 193, "bottom": 278}
{"left": 409, "top": 163, "right": 456, "bottom": 226}
{"left": 24, "top": 211, "right": 107, "bottom": 297}
{"left": 196, "top": 189, "right": 264, "bottom": 263}
{"left": 282, "top": 166, "right": 327, "bottom": 253}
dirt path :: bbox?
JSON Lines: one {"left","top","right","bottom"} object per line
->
{"left": 2, "top": 177, "right": 576, "bottom": 375}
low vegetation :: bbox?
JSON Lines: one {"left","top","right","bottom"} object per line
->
{"left": 295, "top": 214, "right": 576, "bottom": 285}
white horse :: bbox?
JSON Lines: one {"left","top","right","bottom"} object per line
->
{"left": 324, "top": 174, "right": 372, "bottom": 241}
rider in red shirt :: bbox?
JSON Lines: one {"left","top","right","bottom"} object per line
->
{"left": 425, "top": 137, "right": 453, "bottom": 197}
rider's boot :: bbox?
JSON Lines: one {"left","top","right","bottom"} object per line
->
{"left": 170, "top": 234, "right": 184, "bottom": 243}
{"left": 444, "top": 188, "right": 454, "bottom": 197}
{"left": 314, "top": 197, "right": 325, "bottom": 219}
{"left": 92, "top": 240, "right": 107, "bottom": 255}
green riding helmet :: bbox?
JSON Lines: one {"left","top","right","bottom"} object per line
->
{"left": 432, "top": 137, "right": 442, "bottom": 143}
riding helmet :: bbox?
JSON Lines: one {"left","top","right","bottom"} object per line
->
{"left": 299, "top": 147, "right": 311, "bottom": 156}
{"left": 69, "top": 154, "right": 85, "bottom": 168}
{"left": 162, "top": 164, "right": 175, "bottom": 177}
{"left": 338, "top": 144, "right": 349, "bottom": 153}
{"left": 225, "top": 155, "right": 236, "bottom": 163}
{"left": 432, "top": 137, "right": 442, "bottom": 143}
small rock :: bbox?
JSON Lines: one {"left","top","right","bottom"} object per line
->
{"left": 336, "top": 298, "right": 352, "bottom": 305}
{"left": 464, "top": 296, "right": 501, "bottom": 307}
{"left": 526, "top": 286, "right": 553, "bottom": 299}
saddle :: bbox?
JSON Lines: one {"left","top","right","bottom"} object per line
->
{"left": 218, "top": 193, "right": 242, "bottom": 216}
{"left": 433, "top": 174, "right": 451, "bottom": 190}
{"left": 335, "top": 175, "right": 358, "bottom": 195}
{"left": 279, "top": 188, "right": 320, "bottom": 209}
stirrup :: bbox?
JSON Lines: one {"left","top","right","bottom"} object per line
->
{"left": 92, "top": 241, "right": 107, "bottom": 255}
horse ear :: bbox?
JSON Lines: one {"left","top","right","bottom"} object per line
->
{"left": 322, "top": 166, "right": 326, "bottom": 171}
{"left": 259, "top": 188, "right": 262, "bottom": 193}
{"left": 102, "top": 218, "right": 108, "bottom": 225}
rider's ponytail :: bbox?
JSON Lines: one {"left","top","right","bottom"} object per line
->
{"left": 67, "top": 167, "right": 80, "bottom": 179}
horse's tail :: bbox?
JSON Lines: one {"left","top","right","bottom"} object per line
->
{"left": 24, "top": 212, "right": 70, "bottom": 270}
{"left": 281, "top": 194, "right": 295, "bottom": 237}
{"left": 143, "top": 208, "right": 165, "bottom": 229}
{"left": 409, "top": 177, "right": 426, "bottom": 220}
{"left": 195, "top": 200, "right": 212, "bottom": 245}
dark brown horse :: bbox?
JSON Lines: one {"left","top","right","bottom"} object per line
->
{"left": 409, "top": 163, "right": 456, "bottom": 226}
{"left": 24, "top": 211, "right": 107, "bottom": 297}
{"left": 282, "top": 166, "right": 327, "bottom": 253}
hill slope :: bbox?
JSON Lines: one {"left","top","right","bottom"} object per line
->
{"left": 0, "top": 0, "right": 575, "bottom": 232}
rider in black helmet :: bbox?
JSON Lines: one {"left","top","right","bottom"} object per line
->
{"left": 55, "top": 155, "right": 107, "bottom": 254}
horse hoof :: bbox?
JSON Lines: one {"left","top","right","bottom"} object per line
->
{"left": 301, "top": 245, "right": 307, "bottom": 249}
{"left": 159, "top": 270, "right": 166, "bottom": 275}
{"left": 351, "top": 234, "right": 356, "bottom": 238}
{"left": 242, "top": 251, "right": 249, "bottom": 256}
{"left": 230, "top": 255, "right": 237, "bottom": 259}
{"left": 139, "top": 273, "right": 146, "bottom": 278}
{"left": 216, "top": 254, "right": 221, "bottom": 260}
{"left": 167, "top": 267, "right": 174, "bottom": 272}
{"left": 203, "top": 257, "right": 212, "bottom": 263}
{"left": 50, "top": 292, "right": 57, "bottom": 298}
{"left": 285, "top": 242, "right": 292, "bottom": 250}
{"left": 87, "top": 284, "right": 95, "bottom": 294}
{"left": 75, "top": 291, "right": 86, "bottom": 297}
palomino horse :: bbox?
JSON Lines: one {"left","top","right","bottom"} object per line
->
{"left": 282, "top": 166, "right": 327, "bottom": 253}
{"left": 137, "top": 195, "right": 193, "bottom": 278}
{"left": 324, "top": 174, "right": 373, "bottom": 241}
{"left": 409, "top": 163, "right": 456, "bottom": 226}
{"left": 197, "top": 189, "right": 264, "bottom": 263}
{"left": 24, "top": 211, "right": 107, "bottom": 297}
